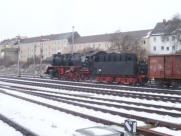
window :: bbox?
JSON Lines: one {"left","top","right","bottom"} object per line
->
{"left": 153, "top": 46, "right": 156, "bottom": 51}
{"left": 172, "top": 46, "right": 175, "bottom": 50}
{"left": 172, "top": 36, "right": 175, "bottom": 41}
{"left": 179, "top": 35, "right": 181, "bottom": 41}
{"left": 167, "top": 47, "right": 169, "bottom": 51}
{"left": 92, "top": 44, "right": 95, "bottom": 48}
{"left": 153, "top": 37, "right": 156, "bottom": 42}
{"left": 105, "top": 43, "right": 108, "bottom": 48}
{"left": 161, "top": 37, "right": 165, "bottom": 42}
{"left": 143, "top": 40, "right": 146, "bottom": 44}
{"left": 161, "top": 46, "right": 164, "bottom": 50}
{"left": 166, "top": 37, "right": 169, "bottom": 41}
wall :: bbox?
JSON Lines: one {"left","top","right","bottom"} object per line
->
{"left": 150, "top": 35, "right": 180, "bottom": 55}
{"left": 20, "top": 39, "right": 69, "bottom": 62}
{"left": 2, "top": 48, "right": 18, "bottom": 66}
{"left": 73, "top": 41, "right": 111, "bottom": 53}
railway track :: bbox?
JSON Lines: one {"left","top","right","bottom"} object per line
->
{"left": 1, "top": 74, "right": 181, "bottom": 95}
{"left": 7, "top": 85, "right": 181, "bottom": 112}
{"left": 0, "top": 90, "right": 172, "bottom": 136}
{"left": 1, "top": 75, "right": 181, "bottom": 135}
{"left": 0, "top": 113, "right": 38, "bottom": 136}
{"left": 0, "top": 77, "right": 181, "bottom": 103}
{"left": 1, "top": 85, "right": 181, "bottom": 118}
{"left": 4, "top": 87, "right": 181, "bottom": 129}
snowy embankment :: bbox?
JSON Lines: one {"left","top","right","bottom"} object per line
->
{"left": 0, "top": 120, "right": 23, "bottom": 136}
{"left": 0, "top": 80, "right": 181, "bottom": 135}
{"left": 2, "top": 87, "right": 181, "bottom": 125}
{"left": 1, "top": 80, "right": 181, "bottom": 109}
{"left": 0, "top": 93, "right": 99, "bottom": 136}
{"left": 3, "top": 86, "right": 181, "bottom": 126}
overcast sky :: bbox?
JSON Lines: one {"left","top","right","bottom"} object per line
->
{"left": 0, "top": 0, "right": 181, "bottom": 41}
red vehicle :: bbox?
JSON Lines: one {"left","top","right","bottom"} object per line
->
{"left": 148, "top": 55, "right": 181, "bottom": 87}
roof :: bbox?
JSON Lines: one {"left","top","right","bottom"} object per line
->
{"left": 20, "top": 32, "right": 80, "bottom": 44}
{"left": 151, "top": 20, "right": 181, "bottom": 35}
{"left": 0, "top": 38, "right": 19, "bottom": 46}
{"left": 74, "top": 29, "right": 151, "bottom": 44}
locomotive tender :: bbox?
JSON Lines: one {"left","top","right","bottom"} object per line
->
{"left": 45, "top": 51, "right": 148, "bottom": 85}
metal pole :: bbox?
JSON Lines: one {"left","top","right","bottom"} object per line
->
{"left": 4, "top": 48, "right": 6, "bottom": 66}
{"left": 17, "top": 39, "right": 21, "bottom": 77}
{"left": 33, "top": 45, "right": 36, "bottom": 77}
{"left": 40, "top": 43, "right": 43, "bottom": 78}
{"left": 72, "top": 26, "right": 74, "bottom": 54}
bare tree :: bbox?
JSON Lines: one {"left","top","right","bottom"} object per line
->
{"left": 76, "top": 47, "right": 103, "bottom": 54}
{"left": 169, "top": 15, "right": 181, "bottom": 36}
{"left": 21, "top": 57, "right": 41, "bottom": 68}
{"left": 166, "top": 14, "right": 181, "bottom": 54}
{"left": 109, "top": 32, "right": 146, "bottom": 59}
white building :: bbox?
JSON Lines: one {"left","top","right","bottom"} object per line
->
{"left": 150, "top": 19, "right": 181, "bottom": 55}
{"left": 19, "top": 32, "right": 80, "bottom": 62}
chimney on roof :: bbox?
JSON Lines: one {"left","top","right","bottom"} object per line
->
{"left": 163, "top": 19, "right": 166, "bottom": 24}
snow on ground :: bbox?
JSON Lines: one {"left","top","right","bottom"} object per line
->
{"left": 0, "top": 93, "right": 101, "bottom": 136}
{"left": 0, "top": 79, "right": 181, "bottom": 135}
{"left": 2, "top": 88, "right": 146, "bottom": 126}
{"left": 1, "top": 80, "right": 181, "bottom": 109}
{"left": 58, "top": 98, "right": 181, "bottom": 125}
{"left": 0, "top": 120, "right": 23, "bottom": 136}
{"left": 1, "top": 77, "right": 181, "bottom": 98}
{"left": 152, "top": 127, "right": 181, "bottom": 136}
{"left": 3, "top": 87, "right": 181, "bottom": 125}
{"left": 25, "top": 88, "right": 181, "bottom": 114}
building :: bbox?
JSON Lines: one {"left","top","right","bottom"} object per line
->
{"left": 1, "top": 48, "right": 18, "bottom": 66}
{"left": 73, "top": 30, "right": 151, "bottom": 55}
{"left": 150, "top": 19, "right": 181, "bottom": 55}
{"left": 19, "top": 32, "right": 80, "bottom": 62}
{"left": 0, "top": 37, "right": 20, "bottom": 59}
{"left": 0, "top": 30, "right": 151, "bottom": 63}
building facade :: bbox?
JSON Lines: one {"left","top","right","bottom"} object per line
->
{"left": 1, "top": 48, "right": 18, "bottom": 66}
{"left": 19, "top": 32, "right": 80, "bottom": 62}
{"left": 150, "top": 19, "right": 181, "bottom": 55}
{"left": 73, "top": 30, "right": 151, "bottom": 56}
{"left": 0, "top": 38, "right": 20, "bottom": 58}
{"left": 0, "top": 30, "right": 151, "bottom": 63}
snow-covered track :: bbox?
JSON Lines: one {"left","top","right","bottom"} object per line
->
{"left": 2, "top": 85, "right": 181, "bottom": 118}
{"left": 0, "top": 77, "right": 181, "bottom": 103}
{"left": 8, "top": 89, "right": 181, "bottom": 129}
{"left": 0, "top": 90, "right": 172, "bottom": 136}
{"left": 1, "top": 74, "right": 180, "bottom": 95}
{"left": 8, "top": 85, "right": 181, "bottom": 112}
{"left": 0, "top": 112, "right": 38, "bottom": 136}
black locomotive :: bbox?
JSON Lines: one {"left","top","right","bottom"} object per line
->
{"left": 45, "top": 51, "right": 147, "bottom": 84}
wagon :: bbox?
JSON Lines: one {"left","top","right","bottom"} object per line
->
{"left": 148, "top": 54, "right": 181, "bottom": 87}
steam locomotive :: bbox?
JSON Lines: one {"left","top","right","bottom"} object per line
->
{"left": 45, "top": 51, "right": 148, "bottom": 85}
